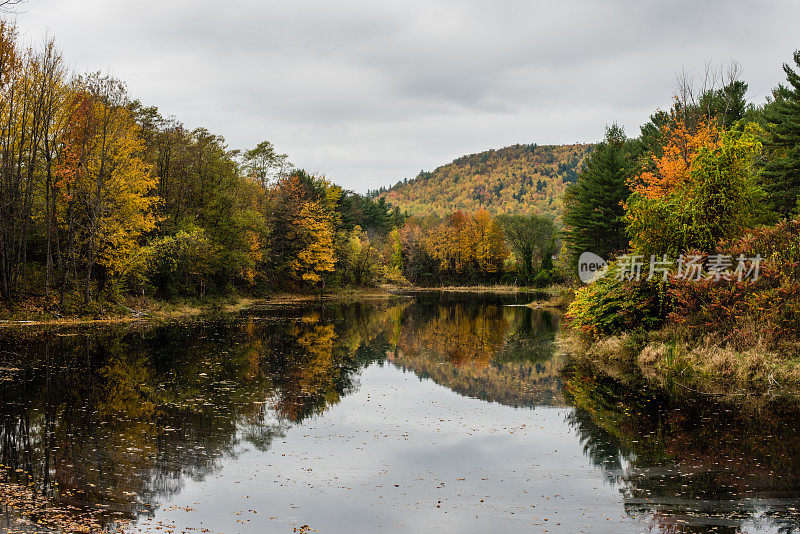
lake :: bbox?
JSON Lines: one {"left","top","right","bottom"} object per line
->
{"left": 1, "top": 293, "right": 800, "bottom": 533}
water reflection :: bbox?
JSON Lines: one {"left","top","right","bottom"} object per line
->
{"left": 388, "top": 300, "right": 563, "bottom": 407}
{"left": 564, "top": 363, "right": 800, "bottom": 533}
{"left": 0, "top": 304, "right": 403, "bottom": 526}
{"left": 0, "top": 296, "right": 798, "bottom": 533}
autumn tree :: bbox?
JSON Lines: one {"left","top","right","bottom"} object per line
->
{"left": 397, "top": 216, "right": 441, "bottom": 285}
{"left": 266, "top": 170, "right": 341, "bottom": 287}
{"left": 132, "top": 228, "right": 220, "bottom": 298}
{"left": 57, "top": 74, "right": 157, "bottom": 303}
{"left": 631, "top": 114, "right": 720, "bottom": 199}
{"left": 243, "top": 140, "right": 291, "bottom": 191}
{"left": 626, "top": 125, "right": 764, "bottom": 256}
{"left": 0, "top": 27, "right": 72, "bottom": 300}
{"left": 37, "top": 40, "right": 69, "bottom": 297}
{"left": 419, "top": 211, "right": 505, "bottom": 280}
{"left": 335, "top": 226, "right": 383, "bottom": 286}
{"left": 472, "top": 209, "right": 507, "bottom": 275}
{"left": 0, "top": 21, "right": 27, "bottom": 299}
{"left": 289, "top": 199, "right": 337, "bottom": 284}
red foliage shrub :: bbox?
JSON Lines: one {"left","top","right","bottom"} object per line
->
{"left": 668, "top": 218, "right": 800, "bottom": 352}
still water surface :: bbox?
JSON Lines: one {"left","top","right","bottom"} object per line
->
{"left": 1, "top": 294, "right": 800, "bottom": 533}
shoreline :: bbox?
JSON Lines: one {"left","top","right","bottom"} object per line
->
{"left": 547, "top": 288, "right": 800, "bottom": 401}
{"left": 0, "top": 285, "right": 572, "bottom": 328}
{"left": 561, "top": 328, "right": 800, "bottom": 405}
{"left": 0, "top": 288, "right": 406, "bottom": 329}
{"left": 394, "top": 285, "right": 543, "bottom": 294}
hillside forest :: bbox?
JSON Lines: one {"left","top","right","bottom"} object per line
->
{"left": 371, "top": 143, "right": 592, "bottom": 220}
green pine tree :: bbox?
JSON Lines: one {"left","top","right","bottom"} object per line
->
{"left": 562, "top": 124, "right": 635, "bottom": 267}
{"left": 699, "top": 80, "right": 749, "bottom": 129}
{"left": 763, "top": 50, "right": 800, "bottom": 218}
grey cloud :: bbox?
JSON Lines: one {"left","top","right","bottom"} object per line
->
{"left": 14, "top": 0, "right": 800, "bottom": 192}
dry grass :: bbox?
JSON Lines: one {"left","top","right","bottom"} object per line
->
{"left": 565, "top": 324, "right": 800, "bottom": 397}
{"left": 261, "top": 287, "right": 401, "bottom": 306}
{"left": 560, "top": 330, "right": 645, "bottom": 385}
{"left": 637, "top": 342, "right": 667, "bottom": 368}
{"left": 629, "top": 334, "right": 800, "bottom": 396}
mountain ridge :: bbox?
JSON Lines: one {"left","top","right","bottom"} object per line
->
{"left": 372, "top": 142, "right": 594, "bottom": 220}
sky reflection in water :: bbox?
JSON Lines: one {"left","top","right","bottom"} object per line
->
{"left": 1, "top": 294, "right": 799, "bottom": 533}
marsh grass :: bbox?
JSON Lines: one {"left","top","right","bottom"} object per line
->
{"left": 566, "top": 324, "right": 800, "bottom": 398}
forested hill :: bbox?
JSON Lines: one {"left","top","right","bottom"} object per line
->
{"left": 372, "top": 143, "right": 593, "bottom": 219}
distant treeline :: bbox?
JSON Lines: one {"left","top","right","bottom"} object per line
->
{"left": 395, "top": 211, "right": 557, "bottom": 286}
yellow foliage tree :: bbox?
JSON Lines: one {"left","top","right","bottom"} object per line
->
{"left": 57, "top": 78, "right": 158, "bottom": 300}
{"left": 289, "top": 199, "right": 337, "bottom": 284}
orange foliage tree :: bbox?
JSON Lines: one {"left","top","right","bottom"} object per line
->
{"left": 630, "top": 112, "right": 721, "bottom": 200}
{"left": 625, "top": 109, "right": 763, "bottom": 256}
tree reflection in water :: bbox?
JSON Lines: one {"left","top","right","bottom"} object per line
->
{"left": 564, "top": 362, "right": 800, "bottom": 533}
{"left": 388, "top": 297, "right": 564, "bottom": 407}
{"left": 0, "top": 303, "right": 399, "bottom": 528}
{"left": 1, "top": 296, "right": 800, "bottom": 533}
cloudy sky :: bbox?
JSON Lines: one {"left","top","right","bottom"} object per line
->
{"left": 12, "top": 0, "right": 800, "bottom": 192}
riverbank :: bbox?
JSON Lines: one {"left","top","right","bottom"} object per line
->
{"left": 560, "top": 273, "right": 800, "bottom": 399}
{"left": 0, "top": 287, "right": 405, "bottom": 328}
{"left": 0, "top": 283, "right": 572, "bottom": 328}
{"left": 395, "top": 283, "right": 573, "bottom": 302}
{"left": 562, "top": 327, "right": 800, "bottom": 404}
{"left": 394, "top": 284, "right": 543, "bottom": 294}
{"left": 524, "top": 284, "right": 574, "bottom": 310}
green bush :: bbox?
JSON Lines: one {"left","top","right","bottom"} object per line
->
{"left": 532, "top": 268, "right": 554, "bottom": 287}
{"left": 129, "top": 228, "right": 223, "bottom": 299}
{"left": 566, "top": 270, "right": 666, "bottom": 337}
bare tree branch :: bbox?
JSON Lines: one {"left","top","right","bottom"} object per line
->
{"left": 0, "top": 0, "right": 26, "bottom": 13}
